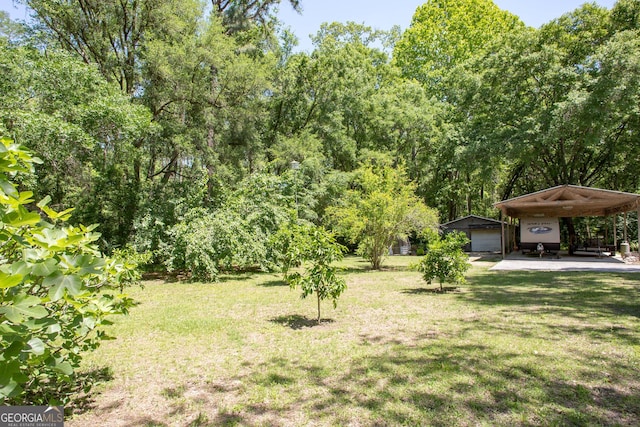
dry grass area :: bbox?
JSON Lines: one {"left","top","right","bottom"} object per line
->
{"left": 68, "top": 256, "right": 640, "bottom": 426}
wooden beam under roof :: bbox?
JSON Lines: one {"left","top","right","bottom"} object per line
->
{"left": 495, "top": 185, "right": 640, "bottom": 218}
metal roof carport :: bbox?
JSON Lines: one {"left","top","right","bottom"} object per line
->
{"left": 494, "top": 185, "right": 640, "bottom": 258}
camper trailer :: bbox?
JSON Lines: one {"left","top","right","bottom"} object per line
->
{"left": 520, "top": 217, "right": 560, "bottom": 255}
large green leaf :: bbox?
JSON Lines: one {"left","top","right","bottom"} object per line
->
{"left": 3, "top": 207, "right": 41, "bottom": 227}
{"left": 2, "top": 261, "right": 29, "bottom": 277}
{"left": 0, "top": 294, "right": 48, "bottom": 323}
{"left": 0, "top": 323, "right": 22, "bottom": 337}
{"left": 38, "top": 196, "right": 75, "bottom": 221}
{"left": 0, "top": 360, "right": 27, "bottom": 398}
{"left": 26, "top": 337, "right": 46, "bottom": 355}
{"left": 0, "top": 179, "right": 17, "bottom": 198}
{"left": 45, "top": 272, "right": 83, "bottom": 301}
{"left": 33, "top": 227, "right": 68, "bottom": 250}
{"left": 76, "top": 254, "right": 106, "bottom": 275}
{"left": 0, "top": 271, "right": 23, "bottom": 288}
{"left": 4, "top": 341, "right": 25, "bottom": 358}
{"left": 52, "top": 361, "right": 74, "bottom": 376}
{"left": 32, "top": 258, "right": 59, "bottom": 277}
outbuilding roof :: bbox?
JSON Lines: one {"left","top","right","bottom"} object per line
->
{"left": 441, "top": 214, "right": 506, "bottom": 227}
{"left": 494, "top": 185, "right": 640, "bottom": 218}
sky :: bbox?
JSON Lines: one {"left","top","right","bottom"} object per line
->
{"left": 1, "top": 0, "right": 618, "bottom": 51}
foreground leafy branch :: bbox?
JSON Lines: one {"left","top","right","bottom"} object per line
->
{"left": 0, "top": 137, "right": 140, "bottom": 404}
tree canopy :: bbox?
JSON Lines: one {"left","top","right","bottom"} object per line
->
{"left": 0, "top": 0, "right": 637, "bottom": 269}
{"left": 394, "top": 0, "right": 524, "bottom": 97}
{"left": 451, "top": 3, "right": 640, "bottom": 198}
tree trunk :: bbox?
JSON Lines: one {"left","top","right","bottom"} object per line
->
{"left": 317, "top": 294, "right": 321, "bottom": 324}
{"left": 563, "top": 217, "right": 576, "bottom": 255}
{"left": 466, "top": 172, "right": 472, "bottom": 214}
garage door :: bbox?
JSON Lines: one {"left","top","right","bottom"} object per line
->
{"left": 471, "top": 230, "right": 501, "bottom": 252}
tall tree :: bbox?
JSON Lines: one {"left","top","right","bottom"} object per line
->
{"left": 610, "top": 0, "right": 640, "bottom": 32}
{"left": 24, "top": 0, "right": 287, "bottom": 247}
{"left": 0, "top": 43, "right": 152, "bottom": 246}
{"left": 0, "top": 10, "right": 25, "bottom": 42}
{"left": 392, "top": 0, "right": 524, "bottom": 220}
{"left": 25, "top": 0, "right": 176, "bottom": 94}
{"left": 211, "top": 0, "right": 301, "bottom": 34}
{"left": 456, "top": 3, "right": 640, "bottom": 194}
{"left": 393, "top": 0, "right": 523, "bottom": 97}
{"left": 268, "top": 22, "right": 396, "bottom": 170}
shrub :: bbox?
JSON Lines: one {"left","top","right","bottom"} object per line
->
{"left": 164, "top": 208, "right": 261, "bottom": 281}
{"left": 418, "top": 231, "right": 471, "bottom": 292}
{"left": 0, "top": 137, "right": 139, "bottom": 404}
{"left": 163, "top": 173, "right": 294, "bottom": 281}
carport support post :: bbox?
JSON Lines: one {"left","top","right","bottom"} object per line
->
{"left": 500, "top": 211, "right": 506, "bottom": 259}
{"left": 613, "top": 215, "right": 617, "bottom": 251}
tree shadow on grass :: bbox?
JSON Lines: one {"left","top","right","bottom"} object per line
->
{"left": 339, "top": 264, "right": 415, "bottom": 275}
{"left": 142, "top": 271, "right": 185, "bottom": 283}
{"left": 461, "top": 270, "right": 640, "bottom": 319}
{"left": 472, "top": 254, "right": 503, "bottom": 262}
{"left": 272, "top": 343, "right": 638, "bottom": 425}
{"left": 211, "top": 410, "right": 244, "bottom": 426}
{"left": 257, "top": 278, "right": 288, "bottom": 287}
{"left": 337, "top": 265, "right": 373, "bottom": 274}
{"left": 401, "top": 286, "right": 460, "bottom": 294}
{"left": 216, "top": 272, "right": 257, "bottom": 283}
{"left": 155, "top": 336, "right": 640, "bottom": 426}
{"left": 269, "top": 314, "right": 334, "bottom": 329}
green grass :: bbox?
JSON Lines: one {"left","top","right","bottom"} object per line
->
{"left": 70, "top": 256, "right": 640, "bottom": 426}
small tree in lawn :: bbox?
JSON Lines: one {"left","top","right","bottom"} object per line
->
{"left": 275, "top": 223, "right": 346, "bottom": 323}
{"left": 419, "top": 231, "right": 470, "bottom": 292}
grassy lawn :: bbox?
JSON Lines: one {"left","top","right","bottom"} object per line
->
{"left": 69, "top": 256, "right": 640, "bottom": 426}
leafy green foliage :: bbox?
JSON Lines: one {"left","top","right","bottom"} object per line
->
{"left": 0, "top": 10, "right": 25, "bottom": 43}
{"left": 165, "top": 208, "right": 251, "bottom": 281}
{"left": 211, "top": 0, "right": 301, "bottom": 34}
{"left": 23, "top": 0, "right": 281, "bottom": 249}
{"left": 0, "top": 44, "right": 153, "bottom": 248}
{"left": 327, "top": 162, "right": 438, "bottom": 269}
{"left": 0, "top": 138, "right": 140, "bottom": 404}
{"left": 611, "top": 0, "right": 640, "bottom": 32}
{"left": 452, "top": 3, "right": 640, "bottom": 198}
{"left": 7, "top": 0, "right": 640, "bottom": 261}
{"left": 269, "top": 22, "right": 401, "bottom": 171}
{"left": 418, "top": 231, "right": 471, "bottom": 292}
{"left": 394, "top": 0, "right": 524, "bottom": 97}
{"left": 275, "top": 223, "right": 346, "bottom": 323}
{"left": 163, "top": 173, "right": 294, "bottom": 281}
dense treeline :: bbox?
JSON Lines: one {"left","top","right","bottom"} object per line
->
{"left": 1, "top": 0, "right": 639, "bottom": 274}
